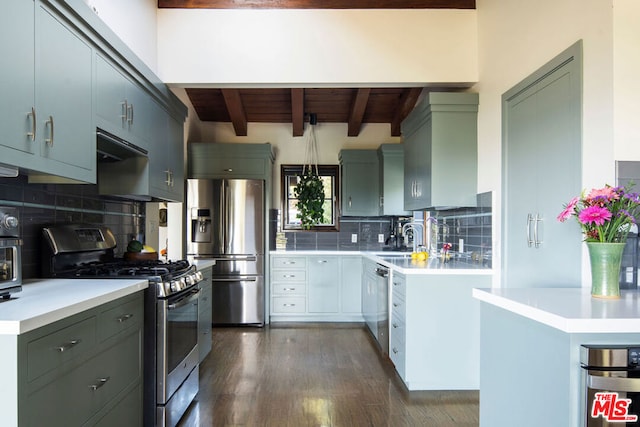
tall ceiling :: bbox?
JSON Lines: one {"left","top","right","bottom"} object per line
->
{"left": 159, "top": 0, "right": 476, "bottom": 136}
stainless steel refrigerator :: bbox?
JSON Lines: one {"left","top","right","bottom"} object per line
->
{"left": 186, "top": 179, "right": 265, "bottom": 326}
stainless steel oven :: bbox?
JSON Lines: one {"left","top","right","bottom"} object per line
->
{"left": 157, "top": 287, "right": 200, "bottom": 427}
{"left": 0, "top": 207, "right": 21, "bottom": 298}
{"left": 42, "top": 223, "right": 203, "bottom": 427}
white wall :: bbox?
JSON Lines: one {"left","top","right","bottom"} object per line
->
{"left": 83, "top": 0, "right": 159, "bottom": 72}
{"left": 613, "top": 0, "right": 640, "bottom": 159}
{"left": 157, "top": 9, "right": 478, "bottom": 86}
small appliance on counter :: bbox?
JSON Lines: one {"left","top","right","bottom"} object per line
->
{"left": 0, "top": 207, "right": 22, "bottom": 298}
{"left": 42, "top": 223, "right": 203, "bottom": 427}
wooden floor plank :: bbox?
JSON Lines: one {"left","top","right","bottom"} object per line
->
{"left": 178, "top": 323, "right": 479, "bottom": 426}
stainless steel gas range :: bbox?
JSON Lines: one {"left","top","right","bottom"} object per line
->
{"left": 42, "top": 224, "right": 203, "bottom": 427}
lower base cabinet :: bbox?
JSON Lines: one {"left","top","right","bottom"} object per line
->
{"left": 389, "top": 273, "right": 491, "bottom": 391}
{"left": 1, "top": 291, "right": 144, "bottom": 427}
{"left": 270, "top": 254, "right": 363, "bottom": 322}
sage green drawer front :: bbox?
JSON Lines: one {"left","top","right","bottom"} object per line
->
{"left": 272, "top": 257, "right": 307, "bottom": 269}
{"left": 90, "top": 382, "right": 142, "bottom": 427}
{"left": 27, "top": 316, "right": 97, "bottom": 382}
{"left": 272, "top": 283, "right": 306, "bottom": 296}
{"left": 27, "top": 327, "right": 141, "bottom": 427}
{"left": 272, "top": 270, "right": 306, "bottom": 282}
{"left": 271, "top": 296, "right": 306, "bottom": 313}
{"left": 98, "top": 295, "right": 143, "bottom": 342}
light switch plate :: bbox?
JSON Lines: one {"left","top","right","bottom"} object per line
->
{"left": 378, "top": 234, "right": 385, "bottom": 243}
{"left": 351, "top": 234, "right": 358, "bottom": 243}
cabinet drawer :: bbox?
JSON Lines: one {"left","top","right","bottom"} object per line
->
{"left": 390, "top": 333, "right": 406, "bottom": 378}
{"left": 272, "top": 270, "right": 307, "bottom": 282}
{"left": 27, "top": 316, "right": 97, "bottom": 382}
{"left": 390, "top": 314, "right": 405, "bottom": 345}
{"left": 391, "top": 274, "right": 406, "bottom": 298}
{"left": 98, "top": 295, "right": 143, "bottom": 343}
{"left": 272, "top": 283, "right": 306, "bottom": 296}
{"left": 198, "top": 283, "right": 213, "bottom": 314}
{"left": 272, "top": 257, "right": 307, "bottom": 269}
{"left": 27, "top": 327, "right": 142, "bottom": 427}
{"left": 271, "top": 296, "right": 306, "bottom": 313}
{"left": 391, "top": 295, "right": 406, "bottom": 322}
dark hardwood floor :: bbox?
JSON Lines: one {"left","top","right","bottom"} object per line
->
{"left": 178, "top": 323, "right": 479, "bottom": 426}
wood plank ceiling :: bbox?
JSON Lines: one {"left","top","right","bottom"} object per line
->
{"left": 161, "top": 0, "right": 476, "bottom": 136}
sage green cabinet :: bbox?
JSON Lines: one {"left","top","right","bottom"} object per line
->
{"left": 95, "top": 54, "right": 153, "bottom": 151}
{"left": 389, "top": 273, "right": 491, "bottom": 391}
{"left": 378, "top": 144, "right": 409, "bottom": 216}
{"left": 270, "top": 254, "right": 363, "bottom": 322}
{"left": 0, "top": 0, "right": 95, "bottom": 183}
{"left": 339, "top": 150, "right": 380, "bottom": 216}
{"left": 188, "top": 142, "right": 274, "bottom": 181}
{"left": 402, "top": 93, "right": 479, "bottom": 210}
{"left": 5, "top": 292, "right": 145, "bottom": 427}
{"left": 198, "top": 266, "right": 213, "bottom": 362}
{"left": 307, "top": 256, "right": 340, "bottom": 313}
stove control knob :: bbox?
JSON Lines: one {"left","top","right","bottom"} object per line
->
{"left": 2, "top": 215, "right": 18, "bottom": 229}
{"left": 195, "top": 271, "right": 204, "bottom": 282}
{"left": 185, "top": 275, "right": 194, "bottom": 286}
{"left": 170, "top": 280, "right": 180, "bottom": 293}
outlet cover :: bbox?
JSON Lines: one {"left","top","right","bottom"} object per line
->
{"left": 351, "top": 234, "right": 358, "bottom": 243}
{"left": 378, "top": 234, "right": 385, "bottom": 243}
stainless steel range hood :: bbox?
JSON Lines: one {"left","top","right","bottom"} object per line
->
{"left": 96, "top": 129, "right": 152, "bottom": 201}
{"left": 97, "top": 129, "right": 148, "bottom": 162}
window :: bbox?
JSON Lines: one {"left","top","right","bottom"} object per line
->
{"left": 281, "top": 165, "right": 339, "bottom": 231}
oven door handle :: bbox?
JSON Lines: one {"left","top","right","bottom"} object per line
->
{"left": 587, "top": 373, "right": 640, "bottom": 393}
{"left": 167, "top": 288, "right": 200, "bottom": 310}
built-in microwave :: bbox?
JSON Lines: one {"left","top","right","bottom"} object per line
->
{"left": 0, "top": 207, "right": 22, "bottom": 298}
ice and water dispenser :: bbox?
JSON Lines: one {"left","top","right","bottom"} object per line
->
{"left": 190, "top": 208, "right": 212, "bottom": 243}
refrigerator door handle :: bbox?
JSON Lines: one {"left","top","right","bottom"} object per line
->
{"left": 211, "top": 277, "right": 258, "bottom": 282}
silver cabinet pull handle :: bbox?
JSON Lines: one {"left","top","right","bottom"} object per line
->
{"left": 117, "top": 313, "right": 134, "bottom": 323}
{"left": 89, "top": 377, "right": 110, "bottom": 391}
{"left": 283, "top": 261, "right": 296, "bottom": 265}
{"left": 27, "top": 107, "right": 36, "bottom": 141}
{"left": 392, "top": 323, "right": 398, "bottom": 328}
{"left": 128, "top": 103, "right": 134, "bottom": 124}
{"left": 56, "top": 339, "right": 80, "bottom": 352}
{"left": 121, "top": 100, "right": 128, "bottom": 122}
{"left": 392, "top": 348, "right": 399, "bottom": 354}
{"left": 317, "top": 260, "right": 328, "bottom": 264}
{"left": 534, "top": 213, "right": 543, "bottom": 248}
{"left": 283, "top": 287, "right": 296, "bottom": 291}
{"left": 393, "top": 302, "right": 399, "bottom": 307}
{"left": 224, "top": 168, "right": 233, "bottom": 172}
{"left": 283, "top": 274, "right": 296, "bottom": 278}
{"left": 526, "top": 214, "right": 534, "bottom": 247}
{"left": 45, "top": 116, "right": 54, "bottom": 146}
{"left": 348, "top": 196, "right": 352, "bottom": 208}
{"left": 283, "top": 303, "right": 296, "bottom": 307}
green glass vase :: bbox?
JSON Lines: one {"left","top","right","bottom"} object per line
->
{"left": 586, "top": 242, "right": 625, "bottom": 299}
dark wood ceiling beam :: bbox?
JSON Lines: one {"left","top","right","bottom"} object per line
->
{"left": 158, "top": 0, "right": 475, "bottom": 9}
{"left": 221, "top": 89, "right": 248, "bottom": 136}
{"left": 391, "top": 87, "right": 423, "bottom": 136}
{"left": 291, "top": 89, "right": 304, "bottom": 137}
{"left": 347, "top": 88, "right": 371, "bottom": 137}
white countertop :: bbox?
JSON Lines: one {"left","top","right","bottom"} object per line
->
{"left": 0, "top": 279, "right": 148, "bottom": 335}
{"left": 189, "top": 258, "right": 216, "bottom": 271}
{"left": 473, "top": 287, "right": 640, "bottom": 333}
{"left": 270, "top": 250, "right": 493, "bottom": 275}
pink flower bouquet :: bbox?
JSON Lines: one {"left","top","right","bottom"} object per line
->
{"left": 557, "top": 184, "right": 640, "bottom": 242}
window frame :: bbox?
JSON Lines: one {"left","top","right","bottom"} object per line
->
{"left": 281, "top": 164, "right": 340, "bottom": 231}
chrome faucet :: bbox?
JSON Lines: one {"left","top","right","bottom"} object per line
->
{"left": 425, "top": 217, "right": 438, "bottom": 255}
{"left": 402, "top": 221, "right": 424, "bottom": 253}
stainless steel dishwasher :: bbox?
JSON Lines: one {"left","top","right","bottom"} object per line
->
{"left": 375, "top": 264, "right": 389, "bottom": 356}
{"left": 581, "top": 345, "right": 640, "bottom": 426}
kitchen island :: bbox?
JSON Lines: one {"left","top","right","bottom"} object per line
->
{"left": 0, "top": 279, "right": 147, "bottom": 427}
{"left": 473, "top": 287, "right": 640, "bottom": 427}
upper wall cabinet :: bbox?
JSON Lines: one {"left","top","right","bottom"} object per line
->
{"left": 95, "top": 55, "right": 154, "bottom": 150}
{"left": 378, "top": 144, "right": 409, "bottom": 216}
{"left": 1, "top": 0, "right": 95, "bottom": 183}
{"left": 188, "top": 142, "right": 274, "bottom": 181}
{"left": 402, "top": 93, "right": 479, "bottom": 211}
{"left": 339, "top": 149, "right": 380, "bottom": 216}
